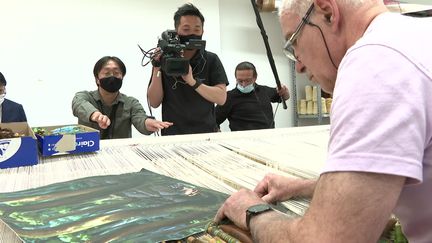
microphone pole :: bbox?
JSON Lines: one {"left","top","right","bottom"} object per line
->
{"left": 250, "top": 0, "right": 288, "bottom": 109}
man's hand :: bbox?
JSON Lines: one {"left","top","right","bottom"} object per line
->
{"left": 151, "top": 47, "right": 162, "bottom": 67}
{"left": 277, "top": 85, "right": 290, "bottom": 100}
{"left": 90, "top": 111, "right": 111, "bottom": 129}
{"left": 214, "top": 188, "right": 265, "bottom": 230}
{"left": 254, "top": 173, "right": 316, "bottom": 203}
{"left": 145, "top": 118, "right": 173, "bottom": 132}
{"left": 181, "top": 65, "right": 195, "bottom": 86}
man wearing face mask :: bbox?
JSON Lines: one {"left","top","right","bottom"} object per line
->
{"left": 147, "top": 3, "right": 229, "bottom": 136}
{"left": 215, "top": 62, "right": 289, "bottom": 131}
{"left": 72, "top": 56, "right": 172, "bottom": 139}
{"left": 0, "top": 71, "right": 27, "bottom": 123}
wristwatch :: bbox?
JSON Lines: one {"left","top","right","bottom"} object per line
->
{"left": 192, "top": 79, "right": 202, "bottom": 89}
{"left": 246, "top": 204, "right": 273, "bottom": 229}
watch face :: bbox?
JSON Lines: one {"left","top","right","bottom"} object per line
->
{"left": 248, "top": 204, "right": 272, "bottom": 213}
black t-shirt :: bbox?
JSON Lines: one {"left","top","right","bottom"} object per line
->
{"left": 215, "top": 84, "right": 281, "bottom": 131}
{"left": 160, "top": 50, "right": 229, "bottom": 135}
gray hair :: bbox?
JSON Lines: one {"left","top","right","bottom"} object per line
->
{"left": 279, "top": 0, "right": 312, "bottom": 17}
{"left": 279, "top": 0, "right": 366, "bottom": 16}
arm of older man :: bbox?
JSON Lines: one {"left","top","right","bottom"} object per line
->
{"left": 215, "top": 171, "right": 405, "bottom": 242}
{"left": 254, "top": 173, "right": 316, "bottom": 203}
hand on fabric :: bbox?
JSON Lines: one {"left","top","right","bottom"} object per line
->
{"left": 181, "top": 65, "right": 195, "bottom": 86}
{"left": 277, "top": 85, "right": 290, "bottom": 100}
{"left": 214, "top": 188, "right": 265, "bottom": 231}
{"left": 145, "top": 118, "right": 173, "bottom": 132}
{"left": 254, "top": 173, "right": 316, "bottom": 203}
{"left": 90, "top": 111, "right": 111, "bottom": 129}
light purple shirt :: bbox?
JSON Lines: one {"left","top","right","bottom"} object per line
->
{"left": 322, "top": 12, "right": 432, "bottom": 243}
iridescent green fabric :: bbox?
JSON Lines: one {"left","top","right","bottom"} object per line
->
{"left": 0, "top": 170, "right": 228, "bottom": 242}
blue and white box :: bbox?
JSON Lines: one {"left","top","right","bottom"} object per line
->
{"left": 0, "top": 122, "right": 38, "bottom": 169}
{"left": 34, "top": 125, "right": 100, "bottom": 156}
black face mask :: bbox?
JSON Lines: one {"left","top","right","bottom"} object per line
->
{"left": 178, "top": 34, "right": 202, "bottom": 45}
{"left": 99, "top": 76, "right": 122, "bottom": 93}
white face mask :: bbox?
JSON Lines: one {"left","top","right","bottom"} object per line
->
{"left": 237, "top": 83, "right": 255, "bottom": 93}
{"left": 0, "top": 93, "right": 5, "bottom": 105}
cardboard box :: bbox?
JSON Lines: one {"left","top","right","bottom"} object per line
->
{"left": 0, "top": 122, "right": 39, "bottom": 169}
{"left": 34, "top": 125, "right": 100, "bottom": 156}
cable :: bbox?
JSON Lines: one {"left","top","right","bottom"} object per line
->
{"left": 138, "top": 44, "right": 161, "bottom": 67}
{"left": 305, "top": 22, "right": 338, "bottom": 70}
{"left": 146, "top": 68, "right": 160, "bottom": 137}
{"left": 252, "top": 88, "right": 276, "bottom": 129}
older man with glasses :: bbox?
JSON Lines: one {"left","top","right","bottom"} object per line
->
{"left": 215, "top": 0, "right": 432, "bottom": 242}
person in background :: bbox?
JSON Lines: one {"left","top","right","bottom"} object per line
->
{"left": 0, "top": 71, "right": 27, "bottom": 123}
{"left": 215, "top": 0, "right": 432, "bottom": 242}
{"left": 147, "top": 3, "right": 229, "bottom": 135}
{"left": 72, "top": 56, "right": 172, "bottom": 139}
{"left": 215, "top": 61, "right": 289, "bottom": 131}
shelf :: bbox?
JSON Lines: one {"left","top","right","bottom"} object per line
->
{"left": 290, "top": 60, "right": 331, "bottom": 126}
{"left": 298, "top": 114, "right": 330, "bottom": 119}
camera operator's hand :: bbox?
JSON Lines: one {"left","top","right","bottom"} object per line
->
{"left": 90, "top": 111, "right": 111, "bottom": 129}
{"left": 181, "top": 65, "right": 195, "bottom": 86}
{"left": 151, "top": 47, "right": 162, "bottom": 67}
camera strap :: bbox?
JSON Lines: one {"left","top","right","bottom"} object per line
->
{"left": 190, "top": 50, "right": 208, "bottom": 82}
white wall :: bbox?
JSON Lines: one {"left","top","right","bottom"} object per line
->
{"left": 1, "top": 0, "right": 430, "bottom": 136}
{"left": 0, "top": 0, "right": 295, "bottom": 136}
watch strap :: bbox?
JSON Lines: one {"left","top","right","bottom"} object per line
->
{"left": 192, "top": 79, "right": 202, "bottom": 89}
{"left": 246, "top": 204, "right": 273, "bottom": 229}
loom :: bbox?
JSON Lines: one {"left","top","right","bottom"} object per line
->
{"left": 0, "top": 126, "right": 329, "bottom": 242}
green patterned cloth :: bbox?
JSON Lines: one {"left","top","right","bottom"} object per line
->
{"left": 0, "top": 169, "right": 228, "bottom": 242}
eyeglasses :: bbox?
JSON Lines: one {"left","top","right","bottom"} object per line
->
{"left": 283, "top": 4, "right": 315, "bottom": 62}
{"left": 236, "top": 78, "right": 254, "bottom": 86}
{"left": 100, "top": 69, "right": 122, "bottom": 78}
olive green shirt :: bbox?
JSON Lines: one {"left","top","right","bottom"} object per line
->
{"left": 72, "top": 90, "right": 152, "bottom": 139}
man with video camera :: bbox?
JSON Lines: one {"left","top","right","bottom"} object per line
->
{"left": 147, "top": 3, "right": 229, "bottom": 136}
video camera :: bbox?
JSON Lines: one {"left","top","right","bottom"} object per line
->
{"left": 157, "top": 30, "right": 206, "bottom": 76}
